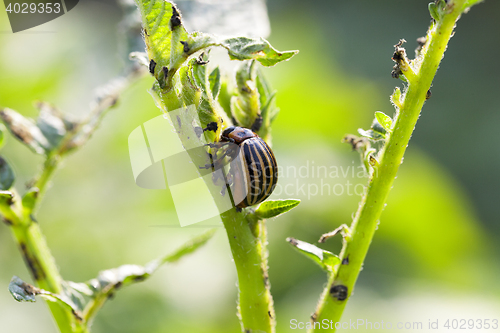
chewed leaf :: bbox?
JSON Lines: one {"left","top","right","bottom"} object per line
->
{"left": 219, "top": 37, "right": 297, "bottom": 66}
{"left": 82, "top": 229, "right": 216, "bottom": 322}
{"left": 0, "top": 108, "right": 50, "bottom": 154}
{"left": 375, "top": 111, "right": 393, "bottom": 132}
{"left": 255, "top": 199, "right": 300, "bottom": 219}
{"left": 189, "top": 32, "right": 298, "bottom": 67}
{"left": 9, "top": 276, "right": 83, "bottom": 320}
{"left": 136, "top": 0, "right": 188, "bottom": 79}
{"left": 9, "top": 276, "right": 38, "bottom": 302}
{"left": 0, "top": 156, "right": 14, "bottom": 190}
{"left": 35, "top": 102, "right": 67, "bottom": 149}
{"left": 286, "top": 238, "right": 340, "bottom": 272}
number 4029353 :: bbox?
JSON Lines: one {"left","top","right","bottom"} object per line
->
{"left": 5, "top": 2, "right": 61, "bottom": 14}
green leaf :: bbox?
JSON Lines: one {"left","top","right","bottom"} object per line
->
{"left": 209, "top": 67, "right": 221, "bottom": 100}
{"left": 254, "top": 199, "right": 300, "bottom": 219}
{"left": 0, "top": 123, "right": 5, "bottom": 149}
{"left": 217, "top": 80, "right": 233, "bottom": 120}
{"left": 358, "top": 128, "right": 385, "bottom": 141}
{"left": 22, "top": 188, "right": 39, "bottom": 215}
{"left": 9, "top": 276, "right": 83, "bottom": 320}
{"left": 189, "top": 32, "right": 298, "bottom": 67}
{"left": 35, "top": 102, "right": 67, "bottom": 148}
{"left": 0, "top": 156, "right": 15, "bottom": 190}
{"left": 463, "top": 0, "right": 484, "bottom": 10}
{"left": 0, "top": 108, "right": 50, "bottom": 154}
{"left": 136, "top": 0, "right": 188, "bottom": 75}
{"left": 286, "top": 238, "right": 340, "bottom": 272}
{"left": 0, "top": 190, "right": 14, "bottom": 206}
{"left": 81, "top": 229, "right": 216, "bottom": 322}
{"left": 375, "top": 111, "right": 393, "bottom": 132}
{"left": 178, "top": 59, "right": 202, "bottom": 106}
{"left": 428, "top": 2, "right": 440, "bottom": 21}
{"left": 9, "top": 276, "right": 37, "bottom": 302}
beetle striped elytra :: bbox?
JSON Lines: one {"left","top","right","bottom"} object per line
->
{"left": 211, "top": 126, "right": 278, "bottom": 209}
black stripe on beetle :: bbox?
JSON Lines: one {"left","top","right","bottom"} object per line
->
{"left": 219, "top": 127, "right": 278, "bottom": 209}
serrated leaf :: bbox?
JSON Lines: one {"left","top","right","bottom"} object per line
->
{"left": 375, "top": 111, "right": 392, "bottom": 132}
{"left": 254, "top": 199, "right": 300, "bottom": 219}
{"left": 189, "top": 32, "right": 298, "bottom": 67}
{"left": 0, "top": 156, "right": 15, "bottom": 190}
{"left": 209, "top": 67, "right": 221, "bottom": 100}
{"left": 35, "top": 102, "right": 67, "bottom": 148}
{"left": 286, "top": 238, "right": 340, "bottom": 272}
{"left": 0, "top": 108, "right": 50, "bottom": 154}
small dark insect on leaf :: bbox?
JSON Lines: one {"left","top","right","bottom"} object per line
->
{"left": 149, "top": 59, "right": 156, "bottom": 75}
{"left": 196, "top": 53, "right": 209, "bottom": 65}
{"left": 170, "top": 5, "right": 182, "bottom": 28}
{"left": 342, "top": 257, "right": 349, "bottom": 265}
{"left": 203, "top": 122, "right": 218, "bottom": 133}
{"left": 426, "top": 89, "right": 432, "bottom": 100}
{"left": 311, "top": 312, "right": 318, "bottom": 322}
{"left": 330, "top": 284, "right": 348, "bottom": 301}
{"left": 342, "top": 135, "right": 367, "bottom": 151}
{"left": 391, "top": 64, "right": 402, "bottom": 79}
{"left": 180, "top": 41, "right": 190, "bottom": 53}
{"left": 251, "top": 115, "right": 263, "bottom": 132}
{"left": 162, "top": 66, "right": 169, "bottom": 78}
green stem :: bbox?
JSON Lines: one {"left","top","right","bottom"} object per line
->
{"left": 11, "top": 221, "right": 86, "bottom": 332}
{"left": 311, "top": 1, "right": 467, "bottom": 330}
{"left": 221, "top": 209, "right": 274, "bottom": 333}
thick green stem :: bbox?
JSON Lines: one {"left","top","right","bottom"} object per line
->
{"left": 311, "top": 1, "right": 467, "bottom": 330}
{"left": 222, "top": 209, "right": 274, "bottom": 333}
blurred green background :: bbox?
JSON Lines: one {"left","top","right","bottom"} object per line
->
{"left": 0, "top": 0, "right": 499, "bottom": 332}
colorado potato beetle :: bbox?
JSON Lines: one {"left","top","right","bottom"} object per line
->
{"left": 215, "top": 126, "right": 278, "bottom": 209}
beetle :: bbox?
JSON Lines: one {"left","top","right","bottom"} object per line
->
{"left": 209, "top": 126, "right": 278, "bottom": 209}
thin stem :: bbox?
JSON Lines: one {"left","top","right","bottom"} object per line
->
{"left": 221, "top": 209, "right": 275, "bottom": 333}
{"left": 11, "top": 221, "right": 85, "bottom": 332}
{"left": 311, "top": 0, "right": 467, "bottom": 330}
